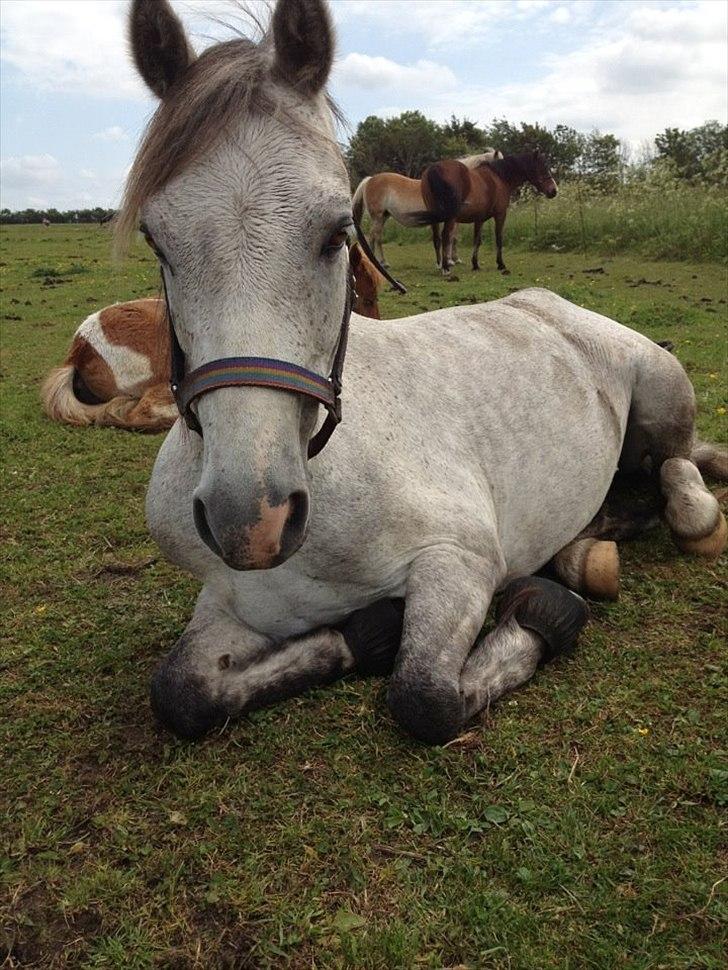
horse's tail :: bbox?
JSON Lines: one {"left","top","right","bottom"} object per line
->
{"left": 352, "top": 177, "right": 370, "bottom": 225}
{"left": 420, "top": 160, "right": 469, "bottom": 223}
{"left": 691, "top": 439, "right": 728, "bottom": 481}
{"left": 40, "top": 363, "right": 164, "bottom": 431}
{"left": 40, "top": 364, "right": 106, "bottom": 426}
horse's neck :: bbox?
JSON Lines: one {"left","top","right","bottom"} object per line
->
{"left": 484, "top": 157, "right": 527, "bottom": 191}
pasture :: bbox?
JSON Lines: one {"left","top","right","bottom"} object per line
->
{"left": 2, "top": 223, "right": 727, "bottom": 969}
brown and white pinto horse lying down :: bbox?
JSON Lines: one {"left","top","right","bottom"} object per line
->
{"left": 41, "top": 243, "right": 385, "bottom": 434}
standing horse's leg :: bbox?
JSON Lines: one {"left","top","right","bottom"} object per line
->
{"left": 452, "top": 229, "right": 461, "bottom": 264}
{"left": 151, "top": 589, "right": 403, "bottom": 739}
{"left": 370, "top": 213, "right": 389, "bottom": 268}
{"left": 494, "top": 210, "right": 509, "bottom": 274}
{"left": 471, "top": 220, "right": 484, "bottom": 271}
{"left": 431, "top": 223, "right": 442, "bottom": 268}
{"left": 623, "top": 350, "right": 727, "bottom": 559}
{"left": 441, "top": 219, "right": 457, "bottom": 274}
{"left": 387, "top": 548, "right": 587, "bottom": 744}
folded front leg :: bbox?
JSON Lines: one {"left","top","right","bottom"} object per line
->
{"left": 388, "top": 547, "right": 589, "bottom": 745}
{"left": 387, "top": 546, "right": 502, "bottom": 744}
{"left": 151, "top": 589, "right": 405, "bottom": 739}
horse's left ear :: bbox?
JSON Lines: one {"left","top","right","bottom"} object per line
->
{"left": 534, "top": 148, "right": 541, "bottom": 158}
{"left": 129, "top": 0, "right": 195, "bottom": 99}
{"left": 272, "top": 0, "right": 335, "bottom": 95}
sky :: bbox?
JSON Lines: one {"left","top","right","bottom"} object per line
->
{"left": 1, "top": 0, "right": 726, "bottom": 211}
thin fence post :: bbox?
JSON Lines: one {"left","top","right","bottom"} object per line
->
{"left": 576, "top": 178, "right": 587, "bottom": 257}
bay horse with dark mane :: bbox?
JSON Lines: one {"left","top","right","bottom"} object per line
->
{"left": 421, "top": 150, "right": 557, "bottom": 274}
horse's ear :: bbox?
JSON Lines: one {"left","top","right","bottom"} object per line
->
{"left": 272, "top": 0, "right": 335, "bottom": 95}
{"left": 534, "top": 148, "right": 541, "bottom": 158}
{"left": 129, "top": 0, "right": 195, "bottom": 99}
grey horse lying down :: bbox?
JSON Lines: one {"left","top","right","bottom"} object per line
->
{"left": 124, "top": 0, "right": 727, "bottom": 743}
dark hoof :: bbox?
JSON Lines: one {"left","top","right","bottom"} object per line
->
{"left": 496, "top": 577, "right": 589, "bottom": 664}
{"left": 499, "top": 268, "right": 511, "bottom": 276}
{"left": 150, "top": 661, "right": 226, "bottom": 740}
{"left": 336, "top": 598, "right": 404, "bottom": 676}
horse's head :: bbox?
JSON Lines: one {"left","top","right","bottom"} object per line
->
{"left": 349, "top": 243, "right": 382, "bottom": 319}
{"left": 525, "top": 149, "right": 558, "bottom": 198}
{"left": 121, "top": 0, "right": 351, "bottom": 570}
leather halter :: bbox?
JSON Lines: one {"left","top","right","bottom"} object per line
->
{"left": 162, "top": 221, "right": 406, "bottom": 459}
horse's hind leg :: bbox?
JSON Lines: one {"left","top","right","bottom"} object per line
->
{"left": 471, "top": 220, "right": 484, "bottom": 271}
{"left": 552, "top": 538, "right": 620, "bottom": 600}
{"left": 369, "top": 212, "right": 389, "bottom": 267}
{"left": 661, "top": 459, "right": 727, "bottom": 557}
{"left": 97, "top": 383, "right": 178, "bottom": 433}
{"left": 431, "top": 223, "right": 442, "bottom": 268}
{"left": 441, "top": 219, "right": 457, "bottom": 274}
{"left": 625, "top": 351, "right": 726, "bottom": 559}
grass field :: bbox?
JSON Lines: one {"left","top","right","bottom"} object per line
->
{"left": 1, "top": 224, "right": 727, "bottom": 969}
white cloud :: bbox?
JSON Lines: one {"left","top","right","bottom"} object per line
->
{"left": 550, "top": 6, "right": 571, "bottom": 24}
{"left": 92, "top": 126, "right": 128, "bottom": 143}
{"left": 336, "top": 53, "right": 456, "bottom": 93}
{"left": 348, "top": 1, "right": 727, "bottom": 148}
{"left": 0, "top": 154, "right": 125, "bottom": 210}
{"left": 0, "top": 0, "right": 271, "bottom": 100}
{"left": 0, "top": 153, "right": 61, "bottom": 190}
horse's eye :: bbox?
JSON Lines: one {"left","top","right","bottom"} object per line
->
{"left": 140, "top": 226, "right": 169, "bottom": 268}
{"left": 322, "top": 228, "right": 349, "bottom": 256}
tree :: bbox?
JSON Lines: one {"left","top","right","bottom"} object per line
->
{"left": 654, "top": 121, "right": 728, "bottom": 182}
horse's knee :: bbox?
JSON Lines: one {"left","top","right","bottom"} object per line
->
{"left": 387, "top": 670, "right": 462, "bottom": 745}
{"left": 150, "top": 635, "right": 226, "bottom": 740}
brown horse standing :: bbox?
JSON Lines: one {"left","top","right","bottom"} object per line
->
{"left": 41, "top": 243, "right": 385, "bottom": 433}
{"left": 352, "top": 151, "right": 502, "bottom": 270}
{"left": 421, "top": 150, "right": 557, "bottom": 274}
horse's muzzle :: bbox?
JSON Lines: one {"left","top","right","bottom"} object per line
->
{"left": 543, "top": 179, "right": 558, "bottom": 199}
{"left": 193, "top": 486, "right": 309, "bottom": 570}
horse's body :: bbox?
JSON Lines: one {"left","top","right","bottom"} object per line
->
{"left": 421, "top": 152, "right": 557, "bottom": 274}
{"left": 40, "top": 244, "right": 383, "bottom": 433}
{"left": 121, "top": 0, "right": 725, "bottom": 744}
{"left": 352, "top": 150, "right": 501, "bottom": 269}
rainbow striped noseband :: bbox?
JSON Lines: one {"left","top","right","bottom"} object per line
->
{"left": 162, "top": 224, "right": 405, "bottom": 460}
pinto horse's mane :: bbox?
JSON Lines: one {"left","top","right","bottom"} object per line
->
{"left": 115, "top": 19, "right": 344, "bottom": 253}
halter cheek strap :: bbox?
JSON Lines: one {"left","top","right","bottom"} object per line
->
{"left": 164, "top": 266, "right": 351, "bottom": 458}
{"left": 163, "top": 220, "right": 405, "bottom": 460}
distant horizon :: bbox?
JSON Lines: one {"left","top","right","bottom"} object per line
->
{"left": 2, "top": 0, "right": 726, "bottom": 211}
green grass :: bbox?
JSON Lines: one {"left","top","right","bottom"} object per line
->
{"left": 1, "top": 224, "right": 727, "bottom": 969}
{"left": 377, "top": 182, "right": 728, "bottom": 262}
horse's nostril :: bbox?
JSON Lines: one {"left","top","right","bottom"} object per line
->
{"left": 193, "top": 495, "right": 223, "bottom": 557}
{"left": 286, "top": 489, "right": 309, "bottom": 535}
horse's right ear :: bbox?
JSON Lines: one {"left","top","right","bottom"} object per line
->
{"left": 129, "top": 0, "right": 195, "bottom": 99}
{"left": 272, "top": 0, "right": 335, "bottom": 95}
